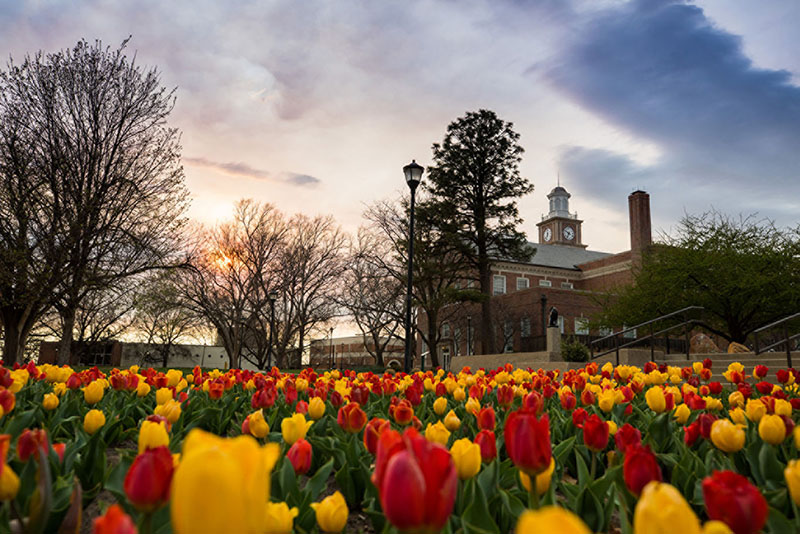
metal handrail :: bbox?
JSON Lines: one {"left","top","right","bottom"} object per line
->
{"left": 590, "top": 306, "right": 704, "bottom": 365}
{"left": 754, "top": 312, "right": 800, "bottom": 368}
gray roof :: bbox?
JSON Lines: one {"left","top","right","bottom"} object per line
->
{"left": 520, "top": 242, "right": 612, "bottom": 270}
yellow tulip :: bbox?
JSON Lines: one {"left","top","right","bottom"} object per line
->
{"left": 453, "top": 387, "right": 466, "bottom": 402}
{"left": 633, "top": 481, "right": 702, "bottom": 534}
{"left": 444, "top": 410, "right": 461, "bottom": 431}
{"left": 83, "top": 409, "right": 106, "bottom": 435}
{"left": 702, "top": 520, "right": 734, "bottom": 534}
{"left": 308, "top": 397, "right": 326, "bottom": 420}
{"left": 281, "top": 413, "right": 312, "bottom": 445}
{"left": 709, "top": 419, "right": 745, "bottom": 453}
{"left": 645, "top": 387, "right": 667, "bottom": 413}
{"left": 795, "top": 426, "right": 800, "bottom": 448}
{"left": 0, "top": 464, "right": 19, "bottom": 500}
{"left": 265, "top": 502, "right": 299, "bottom": 534}
{"left": 154, "top": 399, "right": 182, "bottom": 424}
{"left": 53, "top": 383, "right": 67, "bottom": 397}
{"left": 137, "top": 382, "right": 151, "bottom": 397}
{"left": 728, "top": 391, "right": 744, "bottom": 409}
{"left": 692, "top": 362, "right": 704, "bottom": 374}
{"left": 729, "top": 407, "right": 747, "bottom": 426}
{"left": 519, "top": 457, "right": 556, "bottom": 496}
{"left": 138, "top": 420, "right": 170, "bottom": 454}
{"left": 785, "top": 459, "right": 800, "bottom": 507}
{"left": 774, "top": 399, "right": 792, "bottom": 417}
{"left": 450, "top": 438, "right": 481, "bottom": 480}
{"left": 758, "top": 414, "right": 786, "bottom": 445}
{"left": 171, "top": 429, "right": 280, "bottom": 534}
{"left": 465, "top": 397, "right": 481, "bottom": 415}
{"left": 248, "top": 410, "right": 270, "bottom": 439}
{"left": 311, "top": 491, "right": 348, "bottom": 533}
{"left": 433, "top": 396, "right": 448, "bottom": 416}
{"left": 424, "top": 421, "right": 451, "bottom": 446}
{"left": 745, "top": 399, "right": 766, "bottom": 422}
{"left": 166, "top": 369, "right": 183, "bottom": 388}
{"left": 673, "top": 404, "right": 691, "bottom": 424}
{"left": 598, "top": 389, "right": 615, "bottom": 413}
{"left": 607, "top": 420, "right": 618, "bottom": 435}
{"left": 83, "top": 381, "right": 104, "bottom": 405}
{"left": 156, "top": 387, "right": 173, "bottom": 405}
{"left": 42, "top": 393, "right": 59, "bottom": 411}
{"left": 516, "top": 506, "right": 590, "bottom": 534}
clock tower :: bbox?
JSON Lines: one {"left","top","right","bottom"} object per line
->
{"left": 536, "top": 185, "right": 586, "bottom": 248}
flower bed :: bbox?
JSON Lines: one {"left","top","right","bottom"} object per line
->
{"left": 0, "top": 359, "right": 797, "bottom": 533}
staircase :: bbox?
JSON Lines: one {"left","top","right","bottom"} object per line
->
{"left": 654, "top": 351, "right": 799, "bottom": 383}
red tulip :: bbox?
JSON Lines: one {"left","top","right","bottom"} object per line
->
{"left": 755, "top": 381, "right": 773, "bottom": 395}
{"left": 93, "top": 504, "right": 137, "bottom": 534}
{"left": 0, "top": 389, "right": 14, "bottom": 414}
{"left": 614, "top": 423, "right": 642, "bottom": 454}
{"left": 582, "top": 414, "right": 609, "bottom": 452}
{"left": 330, "top": 390, "right": 344, "bottom": 408}
{"left": 503, "top": 409, "right": 552, "bottom": 476}
{"left": 580, "top": 389, "right": 595, "bottom": 406}
{"left": 698, "top": 413, "right": 717, "bottom": 440}
{"left": 702, "top": 470, "right": 768, "bottom": 534}
{"left": 208, "top": 381, "right": 224, "bottom": 400}
{"left": 251, "top": 387, "right": 277, "bottom": 409}
{"left": 560, "top": 391, "right": 577, "bottom": 411}
{"left": 523, "top": 391, "right": 543, "bottom": 414}
{"left": 52, "top": 442, "right": 66, "bottom": 462}
{"left": 337, "top": 402, "right": 367, "bottom": 434}
{"left": 777, "top": 369, "right": 792, "bottom": 384}
{"left": 476, "top": 406, "right": 496, "bottom": 431}
{"left": 572, "top": 408, "right": 588, "bottom": 428}
{"left": 708, "top": 382, "right": 722, "bottom": 394}
{"left": 351, "top": 384, "right": 370, "bottom": 405}
{"left": 372, "top": 427, "right": 457, "bottom": 533}
{"left": 17, "top": 429, "right": 48, "bottom": 462}
{"left": 623, "top": 444, "right": 662, "bottom": 495}
{"left": 66, "top": 374, "right": 82, "bottom": 390}
{"left": 496, "top": 384, "right": 514, "bottom": 409}
{"left": 474, "top": 430, "right": 497, "bottom": 462}
{"left": 393, "top": 399, "right": 414, "bottom": 426}
{"left": 123, "top": 446, "right": 173, "bottom": 512}
{"left": 363, "top": 418, "right": 391, "bottom": 455}
{"left": 287, "top": 438, "right": 313, "bottom": 475}
{"left": 754, "top": 365, "right": 768, "bottom": 379}
{"left": 684, "top": 422, "right": 701, "bottom": 446}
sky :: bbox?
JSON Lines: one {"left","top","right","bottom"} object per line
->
{"left": 1, "top": 0, "right": 799, "bottom": 253}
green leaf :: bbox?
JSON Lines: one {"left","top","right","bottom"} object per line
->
{"left": 575, "top": 450, "right": 590, "bottom": 489}
{"left": 461, "top": 482, "right": 500, "bottom": 534}
{"left": 306, "top": 458, "right": 334, "bottom": 501}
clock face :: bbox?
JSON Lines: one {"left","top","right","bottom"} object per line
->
{"left": 543, "top": 228, "right": 552, "bottom": 242}
{"left": 563, "top": 226, "right": 575, "bottom": 241}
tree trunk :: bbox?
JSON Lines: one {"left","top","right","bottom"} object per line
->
{"left": 479, "top": 268, "right": 495, "bottom": 354}
{"left": 296, "top": 325, "right": 305, "bottom": 369}
{"left": 426, "top": 313, "right": 440, "bottom": 367}
{"left": 57, "top": 308, "right": 76, "bottom": 366}
{"left": 372, "top": 331, "right": 385, "bottom": 367}
{"left": 1, "top": 316, "right": 25, "bottom": 366}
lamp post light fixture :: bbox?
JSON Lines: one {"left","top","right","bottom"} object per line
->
{"left": 402, "top": 159, "right": 424, "bottom": 374}
{"left": 267, "top": 290, "right": 278, "bottom": 369}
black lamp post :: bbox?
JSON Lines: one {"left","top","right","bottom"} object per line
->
{"left": 403, "top": 159, "right": 424, "bottom": 374}
{"left": 467, "top": 315, "right": 472, "bottom": 355}
{"left": 328, "top": 327, "right": 334, "bottom": 370}
{"left": 267, "top": 290, "right": 278, "bottom": 368}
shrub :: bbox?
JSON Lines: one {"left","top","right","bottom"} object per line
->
{"left": 562, "top": 336, "right": 590, "bottom": 362}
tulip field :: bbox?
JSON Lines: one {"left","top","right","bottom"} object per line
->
{"left": 0, "top": 360, "right": 799, "bottom": 533}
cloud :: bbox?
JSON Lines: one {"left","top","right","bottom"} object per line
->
{"left": 184, "top": 157, "right": 320, "bottom": 187}
{"left": 547, "top": 0, "right": 800, "bottom": 225}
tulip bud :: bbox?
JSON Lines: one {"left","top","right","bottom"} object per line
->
{"left": 265, "top": 502, "right": 299, "bottom": 534}
{"left": 84, "top": 409, "right": 106, "bottom": 435}
{"left": 645, "top": 387, "right": 667, "bottom": 413}
{"left": 42, "top": 393, "right": 59, "bottom": 411}
{"left": 444, "top": 410, "right": 461, "bottom": 431}
{"left": 83, "top": 380, "right": 104, "bottom": 404}
{"left": 17, "top": 429, "right": 48, "bottom": 462}
{"left": 518, "top": 457, "right": 556, "bottom": 497}
{"left": 634, "top": 482, "right": 702, "bottom": 534}
{"left": 93, "top": 504, "right": 137, "bottom": 534}
{"left": 504, "top": 410, "right": 552, "bottom": 476}
{"left": 363, "top": 418, "right": 391, "bottom": 455}
{"left": 474, "top": 429, "right": 496, "bottom": 462}
{"left": 308, "top": 397, "right": 326, "bottom": 420}
{"left": 516, "top": 506, "right": 590, "bottom": 534}
{"left": 709, "top": 419, "right": 745, "bottom": 453}
{"left": 287, "top": 439, "right": 312, "bottom": 475}
{"left": 582, "top": 414, "right": 610, "bottom": 452}
{"left": 337, "top": 402, "right": 367, "bottom": 434}
{"left": 124, "top": 446, "right": 174, "bottom": 513}
{"left": 282, "top": 413, "right": 313, "bottom": 445}
{"left": 702, "top": 470, "right": 767, "bottom": 534}
{"left": 785, "top": 459, "right": 800, "bottom": 507}
{"left": 758, "top": 414, "right": 786, "bottom": 445}
{"left": 311, "top": 491, "right": 348, "bottom": 533}
{"left": 476, "top": 406, "right": 496, "bottom": 431}
{"left": 450, "top": 438, "right": 481, "bottom": 480}
{"left": 623, "top": 444, "right": 662, "bottom": 496}
{"left": 424, "top": 421, "right": 451, "bottom": 446}
{"left": 138, "top": 420, "right": 170, "bottom": 455}
{"left": 433, "top": 396, "right": 448, "bottom": 416}
{"left": 673, "top": 403, "right": 691, "bottom": 424}
{"left": 247, "top": 410, "right": 270, "bottom": 439}
{"left": 137, "top": 381, "right": 151, "bottom": 398}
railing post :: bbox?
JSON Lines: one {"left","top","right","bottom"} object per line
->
{"left": 665, "top": 332, "right": 669, "bottom": 355}
{"left": 650, "top": 323, "right": 654, "bottom": 361}
{"left": 754, "top": 331, "right": 760, "bottom": 355}
{"left": 615, "top": 334, "right": 619, "bottom": 366}
{"left": 785, "top": 323, "right": 792, "bottom": 368}
{"left": 685, "top": 319, "right": 691, "bottom": 361}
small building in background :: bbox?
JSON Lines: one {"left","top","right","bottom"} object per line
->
{"left": 308, "top": 334, "right": 403, "bottom": 369}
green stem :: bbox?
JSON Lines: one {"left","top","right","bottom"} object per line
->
{"left": 590, "top": 452, "right": 597, "bottom": 480}
{"left": 617, "top": 486, "right": 632, "bottom": 534}
{"left": 139, "top": 512, "right": 153, "bottom": 534}
{"left": 528, "top": 484, "right": 540, "bottom": 510}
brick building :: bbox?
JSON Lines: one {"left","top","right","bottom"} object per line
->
{"left": 425, "top": 187, "right": 652, "bottom": 361}
{"left": 308, "top": 335, "right": 404, "bottom": 369}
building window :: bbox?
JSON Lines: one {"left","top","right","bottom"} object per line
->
{"left": 516, "top": 277, "right": 529, "bottom": 290}
{"left": 503, "top": 321, "right": 514, "bottom": 353}
{"left": 575, "top": 318, "right": 589, "bottom": 335}
{"left": 599, "top": 327, "right": 613, "bottom": 337}
{"left": 441, "top": 322, "right": 450, "bottom": 338}
{"left": 561, "top": 282, "right": 574, "bottom": 289}
{"left": 558, "top": 316, "right": 565, "bottom": 334}
{"left": 538, "top": 279, "right": 552, "bottom": 288}
{"left": 520, "top": 317, "right": 531, "bottom": 337}
{"left": 493, "top": 275, "right": 506, "bottom": 295}
{"left": 623, "top": 325, "right": 637, "bottom": 339}
{"left": 453, "top": 328, "right": 461, "bottom": 355}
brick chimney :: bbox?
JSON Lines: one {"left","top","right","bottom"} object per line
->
{"left": 628, "top": 190, "right": 651, "bottom": 257}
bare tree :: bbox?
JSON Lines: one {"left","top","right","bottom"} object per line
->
{"left": 276, "top": 214, "right": 347, "bottom": 368}
{"left": 0, "top": 39, "right": 189, "bottom": 365}
{"left": 133, "top": 273, "right": 206, "bottom": 368}
{"left": 181, "top": 201, "right": 286, "bottom": 369}
{"left": 338, "top": 227, "right": 404, "bottom": 366}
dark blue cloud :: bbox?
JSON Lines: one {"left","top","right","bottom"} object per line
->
{"left": 549, "top": 0, "right": 800, "bottom": 223}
